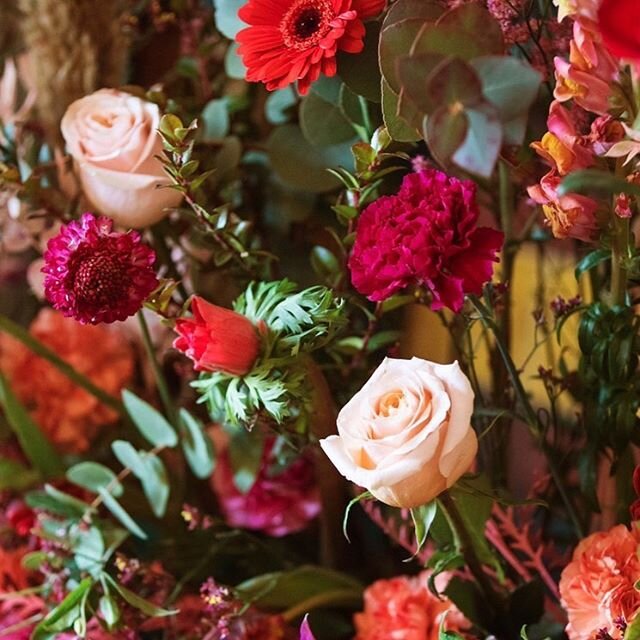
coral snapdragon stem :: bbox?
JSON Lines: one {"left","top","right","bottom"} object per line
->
{"left": 0, "top": 313, "right": 123, "bottom": 415}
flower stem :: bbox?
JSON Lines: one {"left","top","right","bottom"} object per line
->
{"left": 610, "top": 214, "right": 630, "bottom": 306}
{"left": 439, "top": 491, "right": 505, "bottom": 618}
{"left": 137, "top": 311, "right": 177, "bottom": 424}
{"left": 0, "top": 313, "right": 124, "bottom": 415}
{"left": 468, "top": 296, "right": 585, "bottom": 538}
{"left": 281, "top": 589, "right": 362, "bottom": 623}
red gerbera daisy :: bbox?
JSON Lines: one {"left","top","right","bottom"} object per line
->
{"left": 236, "top": 0, "right": 385, "bottom": 95}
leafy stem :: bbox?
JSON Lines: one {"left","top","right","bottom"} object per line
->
{"left": 0, "top": 313, "right": 124, "bottom": 416}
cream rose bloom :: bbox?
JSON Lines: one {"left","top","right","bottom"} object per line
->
{"left": 61, "top": 89, "right": 182, "bottom": 228}
{"left": 320, "top": 357, "right": 477, "bottom": 508}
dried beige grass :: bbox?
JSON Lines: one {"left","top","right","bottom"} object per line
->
{"left": 19, "top": 0, "right": 130, "bottom": 143}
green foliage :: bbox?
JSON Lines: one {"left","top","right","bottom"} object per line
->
{"left": 67, "top": 462, "right": 123, "bottom": 497}
{"left": 559, "top": 169, "right": 640, "bottom": 198}
{"left": 122, "top": 390, "right": 178, "bottom": 448}
{"left": 194, "top": 280, "right": 345, "bottom": 428}
{"left": 178, "top": 409, "right": 216, "bottom": 479}
{"left": 409, "top": 501, "right": 437, "bottom": 558}
{"left": 0, "top": 372, "right": 64, "bottom": 478}
{"left": 379, "top": 0, "right": 541, "bottom": 176}
{"left": 342, "top": 491, "right": 372, "bottom": 542}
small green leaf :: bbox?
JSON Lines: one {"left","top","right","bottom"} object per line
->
{"left": 265, "top": 88, "right": 297, "bottom": 125}
{"left": 0, "top": 373, "right": 64, "bottom": 478}
{"left": 36, "top": 577, "right": 92, "bottom": 631}
{"left": 228, "top": 428, "right": 264, "bottom": 494}
{"left": 343, "top": 491, "right": 372, "bottom": 543}
{"left": 71, "top": 525, "right": 105, "bottom": 577}
{"left": 451, "top": 104, "right": 502, "bottom": 178}
{"left": 26, "top": 486, "right": 88, "bottom": 518}
{"left": 99, "top": 594, "right": 120, "bottom": 628}
{"left": 122, "top": 390, "right": 178, "bottom": 448}
{"left": 179, "top": 409, "right": 216, "bottom": 479}
{"left": 98, "top": 489, "right": 147, "bottom": 540}
{"left": 559, "top": 169, "right": 640, "bottom": 197}
{"left": 213, "top": 0, "right": 246, "bottom": 39}
{"left": 409, "top": 501, "right": 437, "bottom": 558}
{"left": 201, "top": 99, "right": 230, "bottom": 141}
{"left": 574, "top": 248, "right": 610, "bottom": 281}
{"left": 67, "top": 462, "right": 123, "bottom": 497}
{"left": 104, "top": 574, "right": 177, "bottom": 617}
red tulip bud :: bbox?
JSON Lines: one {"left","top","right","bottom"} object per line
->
{"left": 173, "top": 296, "right": 260, "bottom": 376}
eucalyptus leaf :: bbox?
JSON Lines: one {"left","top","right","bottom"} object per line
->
{"left": 122, "top": 390, "right": 178, "bottom": 448}
{"left": 179, "top": 409, "right": 216, "bottom": 479}
{"left": 98, "top": 489, "right": 147, "bottom": 540}
{"left": 67, "top": 462, "right": 123, "bottom": 497}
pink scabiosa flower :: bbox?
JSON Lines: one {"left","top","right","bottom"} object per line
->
{"left": 211, "top": 434, "right": 321, "bottom": 536}
{"left": 348, "top": 168, "right": 504, "bottom": 312}
{"left": 354, "top": 571, "right": 469, "bottom": 640}
{"left": 236, "top": 0, "right": 386, "bottom": 95}
{"left": 42, "top": 213, "right": 158, "bottom": 324}
{"left": 559, "top": 524, "right": 640, "bottom": 639}
{"left": 173, "top": 296, "right": 260, "bottom": 376}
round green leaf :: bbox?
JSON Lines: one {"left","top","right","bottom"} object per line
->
{"left": 451, "top": 104, "right": 502, "bottom": 178}
{"left": 300, "top": 92, "right": 355, "bottom": 147}
{"left": 424, "top": 106, "right": 469, "bottom": 164}
{"left": 213, "top": 0, "right": 246, "bottom": 39}
{"left": 67, "top": 462, "right": 123, "bottom": 497}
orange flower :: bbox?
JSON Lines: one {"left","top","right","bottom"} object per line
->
{"left": 559, "top": 524, "right": 640, "bottom": 639}
{"left": 0, "top": 309, "right": 133, "bottom": 453}
{"left": 354, "top": 571, "right": 469, "bottom": 640}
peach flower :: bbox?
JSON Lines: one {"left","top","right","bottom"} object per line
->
{"left": 61, "top": 89, "right": 183, "bottom": 228}
{"left": 354, "top": 571, "right": 469, "bottom": 640}
{"left": 559, "top": 524, "right": 640, "bottom": 639}
{"left": 553, "top": 0, "right": 600, "bottom": 22}
{"left": 320, "top": 357, "right": 478, "bottom": 509}
{"left": 0, "top": 309, "right": 133, "bottom": 453}
{"left": 527, "top": 172, "right": 599, "bottom": 242}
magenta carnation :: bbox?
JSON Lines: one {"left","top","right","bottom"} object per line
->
{"left": 211, "top": 436, "right": 321, "bottom": 537}
{"left": 42, "top": 213, "right": 158, "bottom": 324}
{"left": 348, "top": 168, "right": 504, "bottom": 312}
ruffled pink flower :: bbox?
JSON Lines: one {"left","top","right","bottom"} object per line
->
{"left": 554, "top": 17, "right": 617, "bottom": 114}
{"left": 531, "top": 101, "right": 594, "bottom": 174}
{"left": 589, "top": 114, "right": 625, "bottom": 154}
{"left": 528, "top": 172, "right": 599, "bottom": 241}
{"left": 348, "top": 169, "right": 504, "bottom": 312}
{"left": 559, "top": 524, "right": 640, "bottom": 639}
{"left": 0, "top": 596, "right": 44, "bottom": 640}
{"left": 353, "top": 571, "right": 469, "bottom": 640}
{"left": 211, "top": 435, "right": 321, "bottom": 537}
{"left": 42, "top": 212, "right": 158, "bottom": 324}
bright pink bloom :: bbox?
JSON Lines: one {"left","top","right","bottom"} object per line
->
{"left": 353, "top": 571, "right": 469, "bottom": 640}
{"left": 236, "top": 0, "right": 385, "bottom": 95}
{"left": 42, "top": 213, "right": 158, "bottom": 324}
{"left": 173, "top": 296, "right": 260, "bottom": 375}
{"left": 0, "top": 597, "right": 44, "bottom": 640}
{"left": 300, "top": 615, "right": 316, "bottom": 639}
{"left": 211, "top": 436, "right": 321, "bottom": 536}
{"left": 348, "top": 169, "right": 504, "bottom": 312}
{"left": 598, "top": 0, "right": 640, "bottom": 62}
{"left": 531, "top": 101, "right": 593, "bottom": 174}
{"left": 528, "top": 172, "right": 599, "bottom": 241}
{"left": 559, "top": 524, "right": 640, "bottom": 639}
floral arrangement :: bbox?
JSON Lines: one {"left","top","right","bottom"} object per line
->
{"left": 2, "top": 0, "right": 640, "bottom": 638}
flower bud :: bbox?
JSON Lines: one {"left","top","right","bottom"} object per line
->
{"left": 173, "top": 296, "right": 260, "bottom": 376}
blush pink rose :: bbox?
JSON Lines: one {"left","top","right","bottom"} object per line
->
{"left": 173, "top": 296, "right": 260, "bottom": 376}
{"left": 61, "top": 89, "right": 182, "bottom": 228}
{"left": 354, "top": 571, "right": 469, "bottom": 640}
{"left": 559, "top": 524, "right": 640, "bottom": 639}
{"left": 320, "top": 357, "right": 477, "bottom": 509}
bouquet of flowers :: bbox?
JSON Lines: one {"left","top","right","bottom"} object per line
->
{"left": 1, "top": 0, "right": 640, "bottom": 637}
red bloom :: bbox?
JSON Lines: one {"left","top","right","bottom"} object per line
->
{"left": 598, "top": 0, "right": 640, "bottom": 62}
{"left": 173, "top": 296, "right": 260, "bottom": 375}
{"left": 42, "top": 213, "right": 158, "bottom": 324}
{"left": 348, "top": 168, "right": 504, "bottom": 312}
{"left": 236, "top": 0, "right": 385, "bottom": 95}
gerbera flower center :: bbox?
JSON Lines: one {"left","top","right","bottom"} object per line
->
{"left": 70, "top": 250, "right": 129, "bottom": 308}
{"left": 280, "top": 0, "right": 334, "bottom": 50}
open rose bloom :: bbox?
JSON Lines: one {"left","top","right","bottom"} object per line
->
{"left": 320, "top": 357, "right": 477, "bottom": 508}
{"left": 61, "top": 89, "right": 183, "bottom": 227}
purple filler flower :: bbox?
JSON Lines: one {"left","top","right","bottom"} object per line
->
{"left": 42, "top": 213, "right": 158, "bottom": 324}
